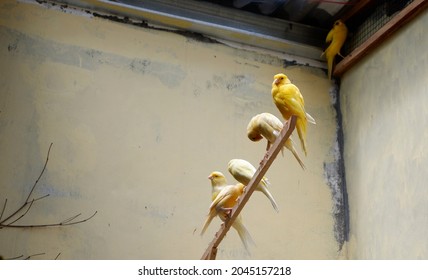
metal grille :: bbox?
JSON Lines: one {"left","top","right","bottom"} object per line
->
{"left": 343, "top": 0, "right": 413, "bottom": 55}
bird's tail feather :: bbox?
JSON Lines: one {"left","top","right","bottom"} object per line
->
{"left": 306, "top": 112, "right": 316, "bottom": 125}
{"left": 258, "top": 183, "right": 279, "bottom": 212}
{"left": 296, "top": 117, "right": 307, "bottom": 156}
{"left": 200, "top": 211, "right": 216, "bottom": 236}
{"left": 284, "top": 138, "right": 306, "bottom": 170}
{"left": 232, "top": 215, "right": 255, "bottom": 251}
{"left": 291, "top": 147, "right": 306, "bottom": 170}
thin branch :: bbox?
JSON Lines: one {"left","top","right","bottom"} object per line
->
{"left": 25, "top": 252, "right": 46, "bottom": 260}
{"left": 0, "top": 144, "right": 53, "bottom": 225}
{"left": 0, "top": 199, "right": 7, "bottom": 221}
{"left": 5, "top": 252, "right": 61, "bottom": 260}
{"left": 61, "top": 211, "right": 98, "bottom": 226}
{"left": 25, "top": 143, "right": 53, "bottom": 202}
{"left": 0, "top": 142, "right": 97, "bottom": 230}
{"left": 0, "top": 203, "right": 28, "bottom": 225}
{"left": 1, "top": 211, "right": 97, "bottom": 228}
{"left": 5, "top": 253, "right": 47, "bottom": 260}
{"left": 0, "top": 142, "right": 97, "bottom": 261}
{"left": 201, "top": 116, "right": 297, "bottom": 260}
{"left": 0, "top": 195, "right": 50, "bottom": 225}
{"left": 5, "top": 254, "right": 24, "bottom": 260}
{"left": 60, "top": 213, "right": 82, "bottom": 224}
{"left": 6, "top": 199, "right": 35, "bottom": 226}
{"left": 32, "top": 194, "right": 50, "bottom": 203}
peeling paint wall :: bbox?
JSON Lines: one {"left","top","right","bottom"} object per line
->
{"left": 340, "top": 9, "right": 428, "bottom": 259}
{"left": 0, "top": 0, "right": 339, "bottom": 259}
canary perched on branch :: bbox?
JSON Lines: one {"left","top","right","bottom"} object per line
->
{"left": 203, "top": 172, "right": 254, "bottom": 250}
{"left": 247, "top": 112, "right": 306, "bottom": 170}
{"left": 322, "top": 19, "right": 348, "bottom": 80}
{"left": 208, "top": 171, "right": 228, "bottom": 201}
{"left": 227, "top": 159, "right": 279, "bottom": 212}
{"left": 271, "top": 73, "right": 315, "bottom": 156}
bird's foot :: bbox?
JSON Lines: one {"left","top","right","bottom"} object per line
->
{"left": 220, "top": 207, "right": 233, "bottom": 218}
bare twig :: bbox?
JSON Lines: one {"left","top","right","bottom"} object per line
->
{"left": 1, "top": 211, "right": 98, "bottom": 228}
{"left": 0, "top": 195, "right": 50, "bottom": 226}
{"left": 4, "top": 252, "right": 62, "bottom": 260}
{"left": 32, "top": 194, "right": 51, "bottom": 203}
{"left": 0, "top": 142, "right": 97, "bottom": 229}
{"left": 0, "top": 199, "right": 7, "bottom": 221}
{"left": 4, "top": 252, "right": 46, "bottom": 260}
{"left": 61, "top": 213, "right": 82, "bottom": 224}
{"left": 5, "top": 254, "right": 24, "bottom": 260}
{"left": 0, "top": 143, "right": 97, "bottom": 260}
{"left": 6, "top": 199, "right": 36, "bottom": 226}
{"left": 201, "top": 116, "right": 297, "bottom": 260}
{"left": 5, "top": 194, "right": 50, "bottom": 226}
{"left": 26, "top": 143, "right": 53, "bottom": 202}
{"left": 25, "top": 252, "right": 46, "bottom": 260}
{"left": 60, "top": 211, "right": 97, "bottom": 226}
{"left": 0, "top": 143, "right": 53, "bottom": 225}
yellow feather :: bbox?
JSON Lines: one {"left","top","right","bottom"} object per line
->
{"left": 271, "top": 73, "right": 314, "bottom": 156}
{"left": 228, "top": 159, "right": 279, "bottom": 212}
{"left": 204, "top": 172, "right": 254, "bottom": 250}
{"left": 247, "top": 113, "right": 306, "bottom": 169}
{"left": 322, "top": 20, "right": 348, "bottom": 80}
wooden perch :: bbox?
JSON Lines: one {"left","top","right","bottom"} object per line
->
{"left": 201, "top": 116, "right": 297, "bottom": 260}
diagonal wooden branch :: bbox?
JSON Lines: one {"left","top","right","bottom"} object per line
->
{"left": 201, "top": 116, "right": 297, "bottom": 260}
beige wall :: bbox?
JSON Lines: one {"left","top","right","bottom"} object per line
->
{"left": 0, "top": 0, "right": 339, "bottom": 259}
{"left": 340, "top": 9, "right": 428, "bottom": 259}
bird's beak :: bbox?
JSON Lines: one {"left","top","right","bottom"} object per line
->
{"left": 208, "top": 175, "right": 213, "bottom": 180}
{"left": 273, "top": 78, "right": 280, "bottom": 85}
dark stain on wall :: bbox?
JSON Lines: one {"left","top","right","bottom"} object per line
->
{"left": 323, "top": 81, "right": 350, "bottom": 251}
{"left": 0, "top": 26, "right": 186, "bottom": 88}
{"left": 36, "top": 0, "right": 220, "bottom": 45}
{"left": 90, "top": 13, "right": 220, "bottom": 45}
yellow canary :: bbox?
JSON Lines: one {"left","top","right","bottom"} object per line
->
{"left": 208, "top": 171, "right": 228, "bottom": 201}
{"left": 247, "top": 112, "right": 306, "bottom": 170}
{"left": 227, "top": 159, "right": 279, "bottom": 212}
{"left": 205, "top": 171, "right": 254, "bottom": 250}
{"left": 271, "top": 73, "right": 314, "bottom": 156}
{"left": 322, "top": 19, "right": 348, "bottom": 80}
